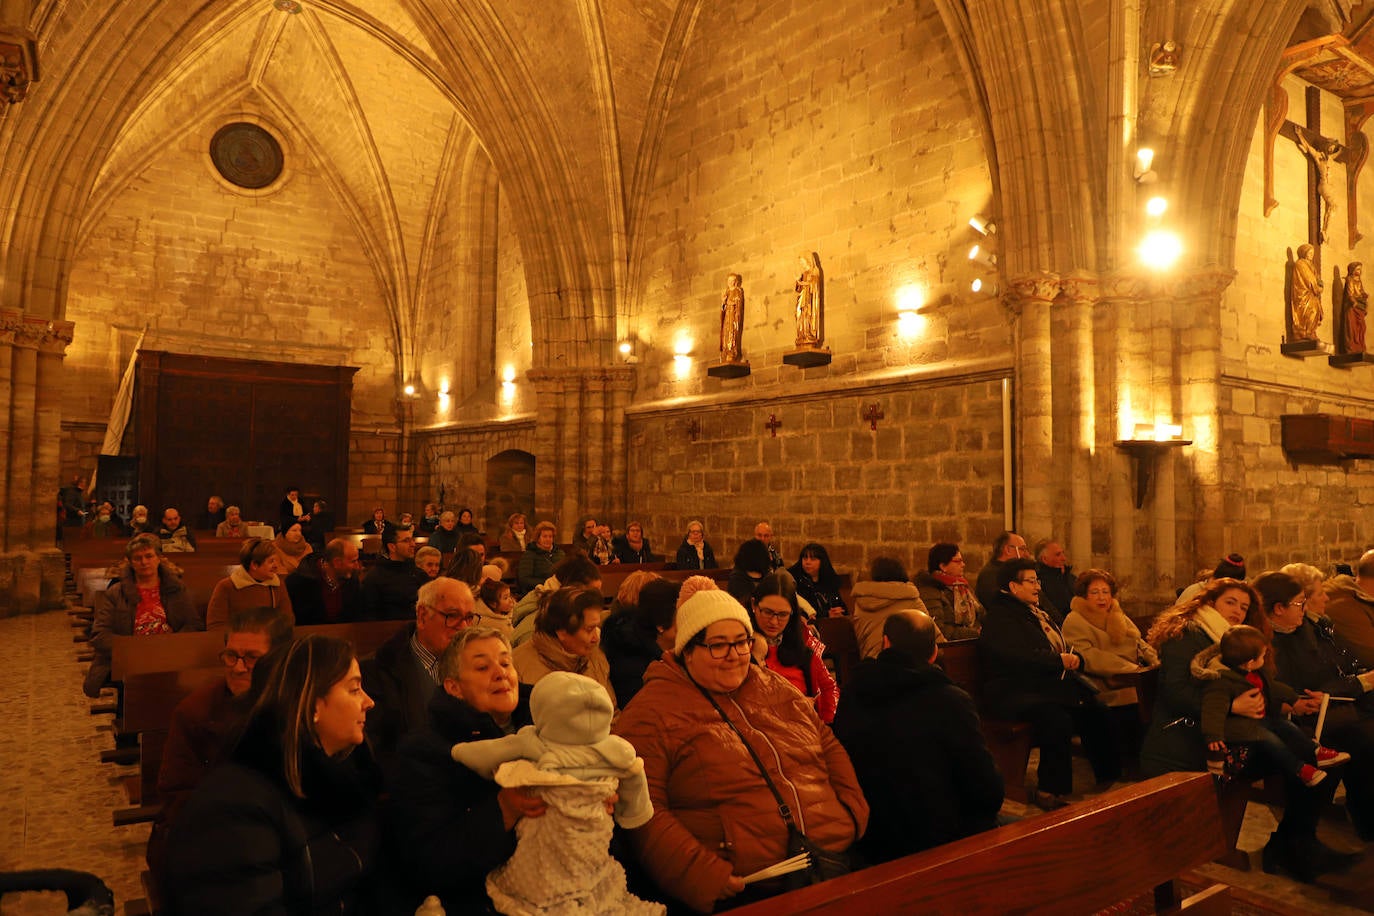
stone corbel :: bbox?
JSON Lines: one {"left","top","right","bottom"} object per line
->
{"left": 13, "top": 315, "right": 47, "bottom": 349}
{"left": 0, "top": 307, "right": 20, "bottom": 344}
{"left": 0, "top": 27, "right": 38, "bottom": 104}
{"left": 1057, "top": 271, "right": 1100, "bottom": 307}
{"left": 1264, "top": 81, "right": 1289, "bottom": 217}
{"left": 40, "top": 319, "right": 74, "bottom": 356}
{"left": 1346, "top": 99, "right": 1374, "bottom": 247}
{"left": 1164, "top": 267, "right": 1238, "bottom": 303}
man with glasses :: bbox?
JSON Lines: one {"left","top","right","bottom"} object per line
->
{"left": 363, "top": 526, "right": 427, "bottom": 620}
{"left": 978, "top": 558, "right": 1119, "bottom": 809}
{"left": 364, "top": 577, "right": 478, "bottom": 760}
{"left": 148, "top": 607, "right": 293, "bottom": 891}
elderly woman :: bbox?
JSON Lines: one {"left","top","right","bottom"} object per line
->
{"left": 674, "top": 519, "right": 717, "bottom": 570}
{"left": 750, "top": 571, "right": 838, "bottom": 723}
{"left": 271, "top": 523, "right": 312, "bottom": 576}
{"left": 427, "top": 511, "right": 460, "bottom": 554}
{"left": 1142, "top": 577, "right": 1336, "bottom": 881}
{"left": 215, "top": 505, "right": 248, "bottom": 539}
{"left": 206, "top": 537, "right": 295, "bottom": 630}
{"left": 417, "top": 502, "right": 441, "bottom": 534}
{"left": 164, "top": 636, "right": 381, "bottom": 915}
{"left": 979, "top": 558, "right": 1120, "bottom": 808}
{"left": 414, "top": 545, "right": 443, "bottom": 580}
{"left": 516, "top": 521, "right": 563, "bottom": 593}
{"left": 1260, "top": 569, "right": 1374, "bottom": 842}
{"left": 384, "top": 626, "right": 537, "bottom": 912}
{"left": 914, "top": 542, "right": 983, "bottom": 639}
{"left": 84, "top": 534, "right": 201, "bottom": 697}
{"left": 612, "top": 521, "right": 655, "bottom": 564}
{"left": 788, "top": 543, "right": 847, "bottom": 619}
{"left": 511, "top": 585, "right": 616, "bottom": 706}
{"left": 499, "top": 512, "right": 528, "bottom": 552}
{"left": 128, "top": 504, "right": 154, "bottom": 535}
{"left": 615, "top": 589, "right": 868, "bottom": 912}
{"left": 1061, "top": 569, "right": 1158, "bottom": 706}
{"left": 851, "top": 556, "right": 930, "bottom": 659}
{"left": 455, "top": 507, "right": 480, "bottom": 536}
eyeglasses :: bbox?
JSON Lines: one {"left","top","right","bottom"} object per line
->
{"left": 428, "top": 606, "right": 477, "bottom": 629}
{"left": 218, "top": 650, "right": 265, "bottom": 668}
{"left": 756, "top": 608, "right": 792, "bottom": 621}
{"left": 1016, "top": 576, "right": 1041, "bottom": 585}
{"left": 1292, "top": 598, "right": 1308, "bottom": 610}
{"left": 703, "top": 638, "right": 753, "bottom": 659}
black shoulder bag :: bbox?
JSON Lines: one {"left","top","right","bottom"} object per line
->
{"left": 691, "top": 679, "right": 851, "bottom": 889}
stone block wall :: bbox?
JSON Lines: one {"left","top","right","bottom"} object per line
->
{"left": 411, "top": 420, "right": 538, "bottom": 534}
{"left": 1217, "top": 381, "right": 1374, "bottom": 573}
{"left": 626, "top": 374, "right": 1009, "bottom": 579}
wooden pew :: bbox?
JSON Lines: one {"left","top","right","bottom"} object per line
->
{"left": 812, "top": 616, "right": 860, "bottom": 687}
{"left": 937, "top": 639, "right": 1034, "bottom": 803}
{"left": 732, "top": 772, "right": 1230, "bottom": 916}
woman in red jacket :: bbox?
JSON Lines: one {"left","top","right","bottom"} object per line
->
{"left": 750, "top": 571, "right": 838, "bottom": 723}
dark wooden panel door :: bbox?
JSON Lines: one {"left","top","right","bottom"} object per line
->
{"left": 136, "top": 351, "right": 358, "bottom": 528}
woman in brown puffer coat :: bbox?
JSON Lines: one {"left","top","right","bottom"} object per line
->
{"left": 615, "top": 589, "right": 868, "bottom": 913}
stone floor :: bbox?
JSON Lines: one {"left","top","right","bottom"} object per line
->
{"left": 0, "top": 607, "right": 1371, "bottom": 914}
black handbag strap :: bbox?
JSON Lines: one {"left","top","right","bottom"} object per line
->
{"left": 688, "top": 672, "right": 801, "bottom": 833}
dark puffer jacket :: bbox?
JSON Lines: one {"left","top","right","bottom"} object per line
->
{"left": 85, "top": 561, "right": 201, "bottom": 697}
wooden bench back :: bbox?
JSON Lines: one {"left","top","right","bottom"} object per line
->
{"left": 812, "top": 616, "right": 860, "bottom": 687}
{"left": 936, "top": 638, "right": 983, "bottom": 701}
{"left": 731, "top": 772, "right": 1227, "bottom": 916}
{"left": 111, "top": 619, "right": 409, "bottom": 681}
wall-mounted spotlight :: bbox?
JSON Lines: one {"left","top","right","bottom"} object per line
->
{"left": 968, "top": 244, "right": 997, "bottom": 268}
{"left": 969, "top": 215, "right": 997, "bottom": 236}
{"left": 1134, "top": 147, "right": 1157, "bottom": 183}
{"left": 618, "top": 339, "right": 639, "bottom": 364}
{"left": 403, "top": 383, "right": 417, "bottom": 398}
{"left": 1138, "top": 229, "right": 1183, "bottom": 270}
{"left": 1145, "top": 196, "right": 1169, "bottom": 219}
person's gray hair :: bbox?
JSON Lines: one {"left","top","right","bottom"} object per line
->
{"left": 1278, "top": 562, "right": 1324, "bottom": 595}
{"left": 416, "top": 576, "right": 472, "bottom": 613}
{"left": 415, "top": 545, "right": 441, "bottom": 565}
{"left": 437, "top": 625, "right": 510, "bottom": 681}
{"left": 125, "top": 533, "right": 161, "bottom": 559}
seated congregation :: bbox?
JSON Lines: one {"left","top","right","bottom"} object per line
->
{"left": 75, "top": 511, "right": 1374, "bottom": 914}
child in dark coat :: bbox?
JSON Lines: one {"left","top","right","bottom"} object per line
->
{"left": 1196, "top": 625, "right": 1349, "bottom": 786}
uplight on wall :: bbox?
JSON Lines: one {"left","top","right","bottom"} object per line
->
{"left": 672, "top": 334, "right": 693, "bottom": 379}
{"left": 618, "top": 338, "right": 639, "bottom": 364}
{"left": 1133, "top": 421, "right": 1184, "bottom": 442}
{"left": 500, "top": 364, "right": 517, "bottom": 405}
{"left": 437, "top": 378, "right": 451, "bottom": 410}
{"left": 1134, "top": 147, "right": 1157, "bottom": 183}
{"left": 403, "top": 383, "right": 417, "bottom": 398}
{"left": 1145, "top": 196, "right": 1169, "bottom": 218}
{"left": 895, "top": 284, "right": 925, "bottom": 340}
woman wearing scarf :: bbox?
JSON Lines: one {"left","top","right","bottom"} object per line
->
{"left": 271, "top": 523, "right": 313, "bottom": 576}
{"left": 915, "top": 542, "right": 984, "bottom": 640}
{"left": 1142, "top": 577, "right": 1336, "bottom": 881}
{"left": 1061, "top": 569, "right": 1157, "bottom": 706}
{"left": 511, "top": 585, "right": 617, "bottom": 709}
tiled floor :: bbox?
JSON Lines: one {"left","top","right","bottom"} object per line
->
{"left": 0, "top": 607, "right": 1370, "bottom": 915}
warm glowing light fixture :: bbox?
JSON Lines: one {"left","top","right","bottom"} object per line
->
{"left": 618, "top": 341, "right": 632, "bottom": 355}
{"left": 501, "top": 365, "right": 516, "bottom": 384}
{"left": 1134, "top": 147, "right": 1157, "bottom": 182}
{"left": 895, "top": 285, "right": 923, "bottom": 313}
{"left": 1138, "top": 229, "right": 1183, "bottom": 270}
{"left": 968, "top": 215, "right": 996, "bottom": 236}
{"left": 968, "top": 244, "right": 997, "bottom": 267}
{"left": 1145, "top": 196, "right": 1168, "bottom": 218}
{"left": 403, "top": 383, "right": 416, "bottom": 397}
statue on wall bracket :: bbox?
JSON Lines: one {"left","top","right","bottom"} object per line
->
{"left": 707, "top": 272, "right": 751, "bottom": 379}
{"left": 1330, "top": 261, "right": 1374, "bottom": 368}
{"left": 783, "top": 251, "right": 832, "bottom": 368}
{"left": 1283, "top": 243, "right": 1330, "bottom": 359}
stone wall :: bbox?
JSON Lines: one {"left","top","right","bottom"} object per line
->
{"left": 627, "top": 371, "right": 1010, "bottom": 579}
{"left": 411, "top": 420, "right": 539, "bottom": 534}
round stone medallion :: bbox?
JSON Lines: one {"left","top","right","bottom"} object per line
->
{"left": 209, "top": 122, "right": 284, "bottom": 190}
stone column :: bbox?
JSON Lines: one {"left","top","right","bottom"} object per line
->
{"left": 527, "top": 371, "right": 565, "bottom": 527}
{"left": 1059, "top": 272, "right": 1099, "bottom": 568}
{"left": 32, "top": 320, "right": 73, "bottom": 547}
{"left": 1006, "top": 272, "right": 1062, "bottom": 538}
{"left": 607, "top": 368, "right": 635, "bottom": 525}
{"left": 0, "top": 309, "right": 17, "bottom": 545}
{"left": 584, "top": 371, "right": 608, "bottom": 514}
{"left": 5, "top": 315, "right": 40, "bottom": 551}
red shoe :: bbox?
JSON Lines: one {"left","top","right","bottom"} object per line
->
{"left": 1300, "top": 764, "right": 1327, "bottom": 787}
{"left": 1316, "top": 746, "right": 1352, "bottom": 768}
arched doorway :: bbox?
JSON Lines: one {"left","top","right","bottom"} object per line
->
{"left": 485, "top": 449, "right": 535, "bottom": 534}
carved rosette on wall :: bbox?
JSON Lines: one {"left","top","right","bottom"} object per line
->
{"left": 0, "top": 30, "right": 38, "bottom": 105}
{"left": 210, "top": 122, "right": 285, "bottom": 190}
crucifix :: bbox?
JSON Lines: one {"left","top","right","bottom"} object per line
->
{"left": 862, "top": 403, "right": 884, "bottom": 431}
{"left": 1277, "top": 87, "right": 1347, "bottom": 275}
{"left": 764, "top": 413, "right": 782, "bottom": 438}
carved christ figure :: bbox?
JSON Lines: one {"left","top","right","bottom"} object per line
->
{"left": 794, "top": 253, "right": 821, "bottom": 348}
{"left": 719, "top": 273, "right": 744, "bottom": 362}
{"left": 1345, "top": 262, "right": 1368, "bottom": 354}
{"left": 1295, "top": 129, "right": 1343, "bottom": 245}
{"left": 1290, "top": 243, "right": 1323, "bottom": 341}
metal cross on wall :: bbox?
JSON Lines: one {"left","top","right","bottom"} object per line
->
{"left": 764, "top": 413, "right": 782, "bottom": 437}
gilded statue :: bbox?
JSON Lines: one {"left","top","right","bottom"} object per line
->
{"left": 1290, "top": 243, "right": 1323, "bottom": 341}
{"left": 1344, "top": 262, "right": 1367, "bottom": 354}
{"left": 794, "top": 253, "right": 822, "bottom": 348}
{"left": 719, "top": 273, "right": 744, "bottom": 363}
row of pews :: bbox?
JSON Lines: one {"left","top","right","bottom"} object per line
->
{"left": 66, "top": 541, "right": 1241, "bottom": 915}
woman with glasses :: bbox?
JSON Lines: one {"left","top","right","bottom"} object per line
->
{"left": 750, "top": 571, "right": 838, "bottom": 723}
{"left": 914, "top": 542, "right": 983, "bottom": 639}
{"left": 979, "top": 558, "right": 1120, "bottom": 809}
{"left": 1260, "top": 569, "right": 1374, "bottom": 843}
{"left": 512, "top": 585, "right": 616, "bottom": 706}
{"left": 163, "top": 635, "right": 381, "bottom": 915}
{"left": 673, "top": 519, "right": 717, "bottom": 570}
{"left": 615, "top": 589, "right": 868, "bottom": 912}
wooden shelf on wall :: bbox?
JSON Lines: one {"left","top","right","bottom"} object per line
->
{"left": 1280, "top": 413, "right": 1374, "bottom": 461}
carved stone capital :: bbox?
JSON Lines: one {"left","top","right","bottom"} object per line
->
{"left": 0, "top": 307, "right": 20, "bottom": 344}
{"left": 13, "top": 315, "right": 48, "bottom": 350}
{"left": 1098, "top": 271, "right": 1153, "bottom": 304}
{"left": 39, "top": 319, "right": 75, "bottom": 356}
{"left": 0, "top": 30, "right": 39, "bottom": 105}
{"left": 1003, "top": 272, "right": 1061, "bottom": 315}
{"left": 1057, "top": 271, "right": 1101, "bottom": 306}
{"left": 1164, "top": 267, "right": 1237, "bottom": 301}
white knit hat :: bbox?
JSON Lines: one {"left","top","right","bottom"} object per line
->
{"left": 673, "top": 589, "right": 753, "bottom": 654}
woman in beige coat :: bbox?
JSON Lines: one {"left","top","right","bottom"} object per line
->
{"left": 850, "top": 556, "right": 932, "bottom": 658}
{"left": 206, "top": 537, "right": 294, "bottom": 630}
{"left": 1061, "top": 568, "right": 1157, "bottom": 706}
